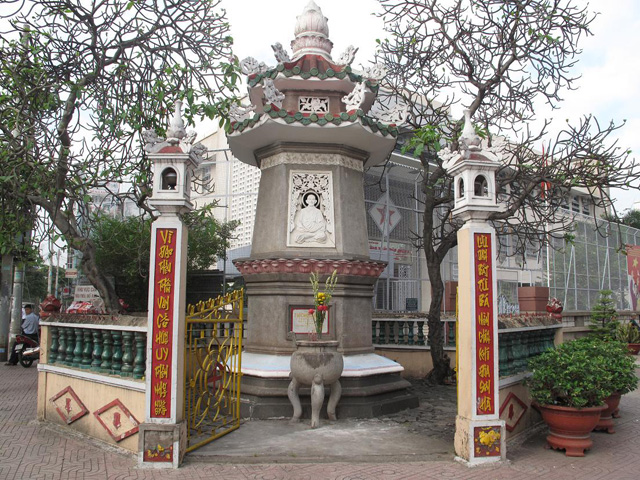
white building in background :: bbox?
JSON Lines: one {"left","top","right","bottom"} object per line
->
{"left": 191, "top": 126, "right": 639, "bottom": 314}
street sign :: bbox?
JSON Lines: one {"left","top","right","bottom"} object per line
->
{"left": 65, "top": 268, "right": 78, "bottom": 278}
{"left": 368, "top": 194, "right": 401, "bottom": 235}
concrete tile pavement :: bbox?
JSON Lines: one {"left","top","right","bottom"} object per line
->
{"left": 1, "top": 364, "right": 640, "bottom": 479}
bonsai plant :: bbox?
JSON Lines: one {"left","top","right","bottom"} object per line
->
{"left": 589, "top": 290, "right": 619, "bottom": 339}
{"left": 527, "top": 337, "right": 632, "bottom": 456}
{"left": 616, "top": 322, "right": 640, "bottom": 355}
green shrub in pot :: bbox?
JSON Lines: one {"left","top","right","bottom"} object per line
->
{"left": 527, "top": 337, "right": 637, "bottom": 408}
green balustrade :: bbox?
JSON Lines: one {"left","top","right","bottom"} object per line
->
{"left": 111, "top": 330, "right": 123, "bottom": 374}
{"left": 417, "top": 321, "right": 425, "bottom": 345}
{"left": 100, "top": 330, "right": 112, "bottom": 372}
{"left": 65, "top": 328, "right": 75, "bottom": 366}
{"left": 408, "top": 321, "right": 415, "bottom": 345}
{"left": 82, "top": 330, "right": 93, "bottom": 369}
{"left": 49, "top": 326, "right": 59, "bottom": 364}
{"left": 91, "top": 330, "right": 103, "bottom": 371}
{"left": 72, "top": 327, "right": 83, "bottom": 367}
{"left": 57, "top": 328, "right": 66, "bottom": 364}
{"left": 133, "top": 332, "right": 146, "bottom": 379}
{"left": 121, "top": 331, "right": 134, "bottom": 377}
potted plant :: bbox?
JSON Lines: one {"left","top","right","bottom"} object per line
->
{"left": 589, "top": 290, "right": 619, "bottom": 339}
{"left": 527, "top": 337, "right": 616, "bottom": 456}
{"left": 593, "top": 338, "right": 638, "bottom": 433}
{"left": 288, "top": 270, "right": 342, "bottom": 428}
{"left": 616, "top": 322, "right": 640, "bottom": 355}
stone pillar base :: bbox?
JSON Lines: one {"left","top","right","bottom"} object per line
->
{"left": 138, "top": 422, "right": 187, "bottom": 469}
{"left": 454, "top": 415, "right": 506, "bottom": 465}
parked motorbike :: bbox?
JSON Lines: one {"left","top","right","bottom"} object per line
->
{"left": 14, "top": 334, "right": 40, "bottom": 368}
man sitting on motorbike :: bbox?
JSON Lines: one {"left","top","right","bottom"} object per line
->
{"left": 5, "top": 304, "right": 40, "bottom": 366}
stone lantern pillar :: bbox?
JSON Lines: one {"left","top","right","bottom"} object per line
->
{"left": 137, "top": 102, "right": 204, "bottom": 468}
{"left": 441, "top": 110, "right": 506, "bottom": 464}
{"left": 226, "top": 0, "right": 417, "bottom": 418}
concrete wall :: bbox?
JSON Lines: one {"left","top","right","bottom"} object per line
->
{"left": 375, "top": 347, "right": 456, "bottom": 378}
{"left": 38, "top": 369, "right": 145, "bottom": 453}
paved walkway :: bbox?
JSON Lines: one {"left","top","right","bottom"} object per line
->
{"left": 1, "top": 365, "right": 640, "bottom": 479}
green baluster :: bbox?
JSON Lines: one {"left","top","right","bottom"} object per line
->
{"left": 65, "top": 328, "right": 75, "bottom": 366}
{"left": 408, "top": 320, "right": 414, "bottom": 345}
{"left": 372, "top": 320, "right": 377, "bottom": 344}
{"left": 73, "top": 328, "right": 83, "bottom": 367}
{"left": 417, "top": 321, "right": 425, "bottom": 345}
{"left": 57, "top": 327, "right": 66, "bottom": 364}
{"left": 448, "top": 321, "right": 456, "bottom": 346}
{"left": 498, "top": 333, "right": 507, "bottom": 376}
{"left": 101, "top": 330, "right": 112, "bottom": 372}
{"left": 505, "top": 333, "right": 515, "bottom": 377}
{"left": 91, "top": 330, "right": 103, "bottom": 371}
{"left": 133, "top": 332, "right": 146, "bottom": 379}
{"left": 380, "top": 321, "right": 387, "bottom": 344}
{"left": 111, "top": 330, "right": 123, "bottom": 375}
{"left": 49, "top": 326, "right": 59, "bottom": 364}
{"left": 121, "top": 331, "right": 134, "bottom": 377}
{"left": 81, "top": 330, "right": 93, "bottom": 369}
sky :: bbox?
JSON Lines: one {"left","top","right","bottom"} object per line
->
{"left": 223, "top": 0, "right": 640, "bottom": 214}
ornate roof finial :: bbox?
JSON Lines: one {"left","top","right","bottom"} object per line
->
{"left": 460, "top": 109, "right": 481, "bottom": 151}
{"left": 291, "top": 1, "right": 333, "bottom": 60}
{"left": 167, "top": 101, "right": 186, "bottom": 140}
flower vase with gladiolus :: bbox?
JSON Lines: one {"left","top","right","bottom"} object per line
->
{"left": 308, "top": 270, "right": 338, "bottom": 338}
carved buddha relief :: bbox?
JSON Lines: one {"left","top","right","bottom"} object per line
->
{"left": 287, "top": 171, "right": 335, "bottom": 248}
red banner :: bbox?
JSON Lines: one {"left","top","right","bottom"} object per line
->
{"left": 150, "top": 228, "right": 176, "bottom": 418}
{"left": 474, "top": 233, "right": 495, "bottom": 415}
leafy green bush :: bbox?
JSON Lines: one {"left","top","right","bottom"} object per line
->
{"left": 616, "top": 323, "right": 640, "bottom": 344}
{"left": 527, "top": 337, "right": 638, "bottom": 408}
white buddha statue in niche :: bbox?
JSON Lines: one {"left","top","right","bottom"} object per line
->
{"left": 294, "top": 191, "right": 329, "bottom": 244}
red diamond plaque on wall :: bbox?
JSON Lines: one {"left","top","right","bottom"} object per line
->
{"left": 49, "top": 386, "right": 89, "bottom": 425}
{"left": 94, "top": 399, "right": 140, "bottom": 442}
{"left": 499, "top": 392, "right": 528, "bottom": 432}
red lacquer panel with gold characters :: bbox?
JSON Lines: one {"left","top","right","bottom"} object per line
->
{"left": 150, "top": 228, "right": 176, "bottom": 419}
{"left": 474, "top": 233, "right": 495, "bottom": 416}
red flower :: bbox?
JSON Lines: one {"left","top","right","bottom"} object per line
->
{"left": 308, "top": 309, "right": 315, "bottom": 315}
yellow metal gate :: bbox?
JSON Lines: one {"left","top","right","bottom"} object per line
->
{"left": 184, "top": 289, "right": 243, "bottom": 452}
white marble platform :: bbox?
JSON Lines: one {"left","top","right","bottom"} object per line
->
{"left": 238, "top": 352, "right": 404, "bottom": 378}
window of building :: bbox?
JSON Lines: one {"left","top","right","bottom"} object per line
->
{"left": 474, "top": 175, "right": 488, "bottom": 197}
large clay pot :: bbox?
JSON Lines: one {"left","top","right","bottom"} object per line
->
{"left": 627, "top": 343, "right": 640, "bottom": 355}
{"left": 538, "top": 404, "right": 605, "bottom": 457}
{"left": 594, "top": 392, "right": 622, "bottom": 434}
{"left": 288, "top": 340, "right": 344, "bottom": 428}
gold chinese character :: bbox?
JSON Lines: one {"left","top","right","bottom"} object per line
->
{"left": 157, "top": 295, "right": 170, "bottom": 311}
{"left": 478, "top": 329, "right": 491, "bottom": 344}
{"left": 479, "top": 379, "right": 491, "bottom": 394}
{"left": 477, "top": 263, "right": 489, "bottom": 277}
{"left": 155, "top": 330, "right": 169, "bottom": 345}
{"left": 478, "top": 294, "right": 489, "bottom": 308}
{"left": 160, "top": 229, "right": 174, "bottom": 245}
{"left": 477, "top": 277, "right": 489, "bottom": 292}
{"left": 478, "top": 396, "right": 493, "bottom": 413}
{"left": 478, "top": 346, "right": 491, "bottom": 362}
{"left": 478, "top": 312, "right": 490, "bottom": 326}
{"left": 158, "top": 260, "right": 172, "bottom": 275}
{"left": 477, "top": 249, "right": 488, "bottom": 262}
{"left": 158, "top": 245, "right": 174, "bottom": 259}
{"left": 476, "top": 235, "right": 488, "bottom": 248}
{"left": 155, "top": 347, "right": 169, "bottom": 361}
{"left": 153, "top": 399, "right": 167, "bottom": 416}
{"left": 158, "top": 278, "right": 172, "bottom": 294}
{"left": 155, "top": 364, "right": 169, "bottom": 380}
{"left": 156, "top": 312, "right": 170, "bottom": 329}
{"left": 478, "top": 364, "right": 491, "bottom": 378}
{"left": 154, "top": 381, "right": 168, "bottom": 398}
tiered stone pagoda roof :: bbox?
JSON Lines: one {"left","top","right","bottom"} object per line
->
{"left": 227, "top": 1, "right": 407, "bottom": 167}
